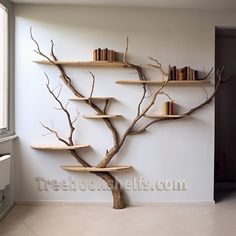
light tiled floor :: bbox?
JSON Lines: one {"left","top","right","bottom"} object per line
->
{"left": 0, "top": 192, "right": 236, "bottom": 236}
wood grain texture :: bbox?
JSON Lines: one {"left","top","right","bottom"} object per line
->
{"left": 33, "top": 60, "right": 127, "bottom": 67}
{"left": 31, "top": 144, "right": 90, "bottom": 150}
{"left": 83, "top": 115, "right": 123, "bottom": 119}
{"left": 69, "top": 96, "right": 115, "bottom": 101}
{"left": 61, "top": 165, "right": 132, "bottom": 172}
{"left": 145, "top": 114, "right": 187, "bottom": 118}
{"left": 116, "top": 80, "right": 211, "bottom": 85}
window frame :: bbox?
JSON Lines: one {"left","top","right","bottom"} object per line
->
{"left": 0, "top": 0, "right": 14, "bottom": 139}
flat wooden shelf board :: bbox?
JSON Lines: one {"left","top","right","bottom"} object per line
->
{"left": 34, "top": 60, "right": 126, "bottom": 67}
{"left": 61, "top": 165, "right": 133, "bottom": 172}
{"left": 116, "top": 80, "right": 211, "bottom": 85}
{"left": 83, "top": 115, "right": 123, "bottom": 119}
{"left": 31, "top": 144, "right": 90, "bottom": 150}
{"left": 145, "top": 114, "right": 186, "bottom": 118}
{"left": 69, "top": 96, "right": 114, "bottom": 101}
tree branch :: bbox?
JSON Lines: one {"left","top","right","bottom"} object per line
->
{"left": 159, "top": 91, "right": 174, "bottom": 101}
{"left": 97, "top": 80, "right": 169, "bottom": 167}
{"left": 40, "top": 121, "right": 69, "bottom": 146}
{"left": 148, "top": 57, "right": 169, "bottom": 78}
{"left": 88, "top": 71, "right": 95, "bottom": 98}
{"left": 31, "top": 29, "right": 120, "bottom": 150}
{"left": 44, "top": 73, "right": 76, "bottom": 145}
{"left": 103, "top": 99, "right": 110, "bottom": 114}
{"left": 129, "top": 67, "right": 223, "bottom": 135}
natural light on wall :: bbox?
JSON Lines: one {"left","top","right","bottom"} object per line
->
{"left": 0, "top": 4, "right": 8, "bottom": 132}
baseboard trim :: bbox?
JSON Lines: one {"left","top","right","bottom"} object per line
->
{"left": 15, "top": 200, "right": 215, "bottom": 206}
{"left": 130, "top": 201, "right": 215, "bottom": 206}
{"left": 15, "top": 201, "right": 112, "bottom": 206}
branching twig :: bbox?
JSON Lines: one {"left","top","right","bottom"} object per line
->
{"left": 148, "top": 57, "right": 169, "bottom": 78}
{"left": 129, "top": 67, "right": 224, "bottom": 135}
{"left": 159, "top": 91, "right": 174, "bottom": 101}
{"left": 40, "top": 121, "right": 69, "bottom": 146}
{"left": 88, "top": 71, "right": 95, "bottom": 98}
{"left": 123, "top": 37, "right": 129, "bottom": 65}
{"left": 31, "top": 29, "right": 120, "bottom": 150}
{"left": 44, "top": 73, "right": 76, "bottom": 145}
{"left": 72, "top": 108, "right": 80, "bottom": 124}
{"left": 103, "top": 99, "right": 110, "bottom": 114}
{"left": 97, "top": 79, "right": 169, "bottom": 168}
{"left": 137, "top": 83, "right": 147, "bottom": 116}
{"left": 198, "top": 67, "right": 213, "bottom": 80}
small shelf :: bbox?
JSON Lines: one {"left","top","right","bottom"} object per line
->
{"left": 116, "top": 80, "right": 211, "bottom": 85}
{"left": 31, "top": 144, "right": 90, "bottom": 150}
{"left": 34, "top": 60, "right": 126, "bottom": 68}
{"left": 145, "top": 114, "right": 186, "bottom": 118}
{"left": 83, "top": 115, "right": 123, "bottom": 119}
{"left": 61, "top": 165, "right": 133, "bottom": 172}
{"left": 69, "top": 96, "right": 114, "bottom": 101}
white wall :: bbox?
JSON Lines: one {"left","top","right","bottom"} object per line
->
{"left": 14, "top": 5, "right": 236, "bottom": 204}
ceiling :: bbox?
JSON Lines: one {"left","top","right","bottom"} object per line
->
{"left": 11, "top": 0, "right": 236, "bottom": 10}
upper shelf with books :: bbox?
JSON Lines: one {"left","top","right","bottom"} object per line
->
{"left": 115, "top": 80, "right": 211, "bottom": 85}
{"left": 33, "top": 60, "right": 128, "bottom": 68}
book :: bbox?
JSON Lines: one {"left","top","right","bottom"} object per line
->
{"left": 187, "top": 67, "right": 191, "bottom": 80}
{"left": 93, "top": 49, "right": 97, "bottom": 61}
{"left": 172, "top": 66, "right": 176, "bottom": 80}
{"left": 93, "top": 48, "right": 117, "bottom": 61}
{"left": 183, "top": 67, "right": 187, "bottom": 80}
{"left": 108, "top": 50, "right": 113, "bottom": 62}
{"left": 161, "top": 101, "right": 174, "bottom": 115}
{"left": 112, "top": 50, "right": 116, "bottom": 61}
{"left": 194, "top": 70, "right": 199, "bottom": 80}
{"left": 168, "top": 101, "right": 174, "bottom": 115}
{"left": 192, "top": 69, "right": 195, "bottom": 80}
{"left": 179, "top": 69, "right": 184, "bottom": 80}
{"left": 97, "top": 48, "right": 101, "bottom": 61}
{"left": 104, "top": 48, "right": 108, "bottom": 61}
{"left": 162, "top": 102, "right": 169, "bottom": 115}
{"left": 176, "top": 69, "right": 180, "bottom": 81}
{"left": 189, "top": 68, "right": 193, "bottom": 80}
{"left": 168, "top": 67, "right": 173, "bottom": 80}
{"left": 167, "top": 66, "right": 200, "bottom": 81}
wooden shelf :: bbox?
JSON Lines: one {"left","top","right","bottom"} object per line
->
{"left": 61, "top": 165, "right": 133, "bottom": 172}
{"left": 116, "top": 80, "right": 211, "bottom": 85}
{"left": 145, "top": 114, "right": 186, "bottom": 118}
{"left": 83, "top": 115, "right": 123, "bottom": 119}
{"left": 69, "top": 96, "right": 114, "bottom": 101}
{"left": 31, "top": 144, "right": 90, "bottom": 150}
{"left": 34, "top": 60, "right": 126, "bottom": 68}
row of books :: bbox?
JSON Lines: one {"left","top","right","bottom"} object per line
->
{"left": 161, "top": 101, "right": 174, "bottom": 115}
{"left": 169, "top": 66, "right": 199, "bottom": 81}
{"left": 93, "top": 48, "right": 116, "bottom": 61}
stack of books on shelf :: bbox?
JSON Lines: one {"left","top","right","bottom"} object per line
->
{"left": 161, "top": 101, "right": 174, "bottom": 115}
{"left": 93, "top": 48, "right": 116, "bottom": 62}
{"left": 168, "top": 66, "right": 199, "bottom": 81}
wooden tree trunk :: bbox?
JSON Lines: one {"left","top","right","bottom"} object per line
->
{"left": 70, "top": 150, "right": 126, "bottom": 209}
{"left": 96, "top": 172, "right": 126, "bottom": 209}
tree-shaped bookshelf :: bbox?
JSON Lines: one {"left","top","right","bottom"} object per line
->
{"left": 30, "top": 30, "right": 223, "bottom": 209}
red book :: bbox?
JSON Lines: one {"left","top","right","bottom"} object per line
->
{"left": 97, "top": 48, "right": 101, "bottom": 61}
{"left": 168, "top": 101, "right": 174, "bottom": 115}
{"left": 176, "top": 69, "right": 179, "bottom": 80}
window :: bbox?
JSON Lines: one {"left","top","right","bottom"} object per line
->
{"left": 0, "top": 4, "right": 8, "bottom": 134}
